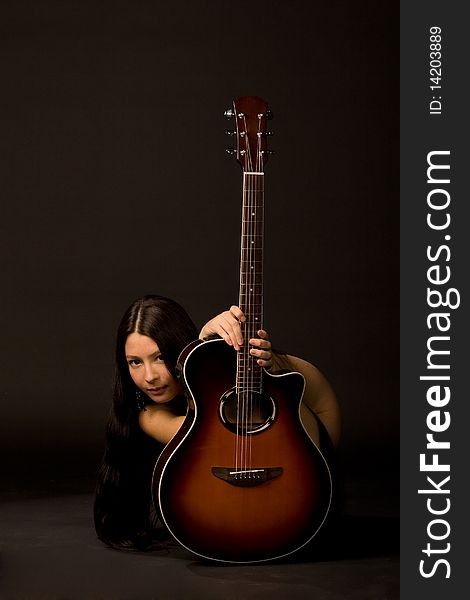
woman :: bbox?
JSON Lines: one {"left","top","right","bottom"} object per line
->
{"left": 94, "top": 294, "right": 340, "bottom": 550}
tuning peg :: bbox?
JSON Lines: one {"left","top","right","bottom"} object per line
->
{"left": 261, "top": 150, "right": 275, "bottom": 155}
{"left": 225, "top": 130, "right": 236, "bottom": 136}
{"left": 225, "top": 147, "right": 236, "bottom": 155}
{"left": 258, "top": 110, "right": 274, "bottom": 120}
{"left": 224, "top": 108, "right": 235, "bottom": 118}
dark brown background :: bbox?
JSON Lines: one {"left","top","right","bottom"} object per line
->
{"left": 0, "top": 0, "right": 398, "bottom": 491}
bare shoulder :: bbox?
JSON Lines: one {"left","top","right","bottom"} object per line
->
{"left": 138, "top": 402, "right": 185, "bottom": 445}
{"left": 138, "top": 403, "right": 160, "bottom": 438}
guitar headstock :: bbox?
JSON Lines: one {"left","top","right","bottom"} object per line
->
{"left": 225, "top": 96, "right": 273, "bottom": 172}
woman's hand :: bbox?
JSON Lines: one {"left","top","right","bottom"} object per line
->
{"left": 199, "top": 305, "right": 245, "bottom": 349}
{"left": 249, "top": 328, "right": 273, "bottom": 370}
{"left": 199, "top": 306, "right": 273, "bottom": 369}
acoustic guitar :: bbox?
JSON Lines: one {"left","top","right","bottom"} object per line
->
{"left": 152, "top": 96, "right": 332, "bottom": 563}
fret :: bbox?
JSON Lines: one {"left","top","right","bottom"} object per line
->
{"left": 236, "top": 369, "right": 263, "bottom": 377}
{"left": 236, "top": 374, "right": 263, "bottom": 378}
{"left": 236, "top": 368, "right": 262, "bottom": 373}
{"left": 241, "top": 229, "right": 263, "bottom": 236}
{"left": 236, "top": 371, "right": 263, "bottom": 375}
{"left": 238, "top": 303, "right": 263, "bottom": 308}
{"left": 238, "top": 303, "right": 263, "bottom": 307}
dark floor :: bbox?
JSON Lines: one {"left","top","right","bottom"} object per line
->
{"left": 0, "top": 469, "right": 398, "bottom": 600}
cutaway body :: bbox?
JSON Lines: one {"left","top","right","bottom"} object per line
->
{"left": 152, "top": 339, "right": 332, "bottom": 563}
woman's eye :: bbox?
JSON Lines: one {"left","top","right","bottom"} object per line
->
{"left": 155, "top": 355, "right": 164, "bottom": 363}
{"left": 128, "top": 359, "right": 141, "bottom": 367}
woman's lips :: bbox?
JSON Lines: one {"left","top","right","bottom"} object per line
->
{"left": 147, "top": 386, "right": 167, "bottom": 394}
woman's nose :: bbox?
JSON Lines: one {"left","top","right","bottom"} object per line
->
{"left": 144, "top": 364, "right": 159, "bottom": 383}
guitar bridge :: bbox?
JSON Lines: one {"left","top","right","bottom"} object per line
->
{"left": 211, "top": 466, "right": 283, "bottom": 487}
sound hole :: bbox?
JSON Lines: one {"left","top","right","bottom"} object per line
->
{"left": 219, "top": 387, "right": 276, "bottom": 435}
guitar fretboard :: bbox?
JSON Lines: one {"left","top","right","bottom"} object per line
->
{"left": 237, "top": 172, "right": 264, "bottom": 393}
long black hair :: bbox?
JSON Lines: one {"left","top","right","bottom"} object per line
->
{"left": 93, "top": 295, "right": 198, "bottom": 550}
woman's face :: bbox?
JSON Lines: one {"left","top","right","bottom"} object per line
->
{"left": 125, "top": 332, "right": 183, "bottom": 403}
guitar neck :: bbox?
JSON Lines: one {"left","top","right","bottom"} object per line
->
{"left": 228, "top": 95, "right": 271, "bottom": 394}
{"left": 237, "top": 171, "right": 264, "bottom": 391}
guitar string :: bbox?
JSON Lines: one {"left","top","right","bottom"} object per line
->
{"left": 244, "top": 115, "right": 252, "bottom": 478}
{"left": 250, "top": 115, "right": 264, "bottom": 476}
{"left": 249, "top": 128, "right": 259, "bottom": 476}
{"left": 236, "top": 115, "right": 248, "bottom": 480}
{"left": 247, "top": 115, "right": 264, "bottom": 477}
{"left": 252, "top": 116, "right": 263, "bottom": 474}
{"left": 235, "top": 109, "right": 242, "bottom": 477}
{"left": 236, "top": 111, "right": 265, "bottom": 478}
{"left": 252, "top": 115, "right": 265, "bottom": 475}
{"left": 246, "top": 114, "right": 258, "bottom": 478}
{"left": 253, "top": 121, "right": 264, "bottom": 475}
{"left": 240, "top": 168, "right": 246, "bottom": 478}
{"left": 248, "top": 170, "right": 254, "bottom": 476}
{"left": 235, "top": 113, "right": 242, "bottom": 477}
{"left": 250, "top": 120, "right": 259, "bottom": 476}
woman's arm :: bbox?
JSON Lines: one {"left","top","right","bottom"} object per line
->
{"left": 278, "top": 354, "right": 341, "bottom": 448}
